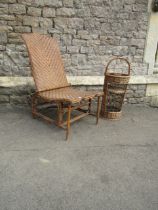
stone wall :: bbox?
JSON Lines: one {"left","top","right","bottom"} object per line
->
{"left": 0, "top": 0, "right": 149, "bottom": 105}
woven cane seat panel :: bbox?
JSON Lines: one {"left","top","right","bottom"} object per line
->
{"left": 39, "top": 87, "right": 103, "bottom": 103}
{"left": 22, "top": 33, "right": 68, "bottom": 91}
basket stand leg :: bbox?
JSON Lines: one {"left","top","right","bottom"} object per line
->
{"left": 101, "top": 82, "right": 108, "bottom": 117}
{"left": 96, "top": 96, "right": 101, "bottom": 124}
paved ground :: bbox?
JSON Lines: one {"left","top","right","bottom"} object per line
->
{"left": 0, "top": 105, "right": 158, "bottom": 210}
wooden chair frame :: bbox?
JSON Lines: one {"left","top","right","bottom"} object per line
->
{"left": 22, "top": 33, "right": 103, "bottom": 140}
{"left": 32, "top": 88, "right": 102, "bottom": 140}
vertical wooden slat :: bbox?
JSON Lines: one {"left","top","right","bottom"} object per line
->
{"left": 88, "top": 98, "right": 92, "bottom": 114}
{"left": 66, "top": 105, "right": 71, "bottom": 140}
{"left": 57, "top": 102, "right": 64, "bottom": 125}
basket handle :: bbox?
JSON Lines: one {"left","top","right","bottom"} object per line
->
{"left": 105, "top": 57, "right": 131, "bottom": 76}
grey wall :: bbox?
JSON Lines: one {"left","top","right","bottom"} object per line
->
{"left": 0, "top": 0, "right": 150, "bottom": 105}
{"left": 0, "top": 0, "right": 149, "bottom": 77}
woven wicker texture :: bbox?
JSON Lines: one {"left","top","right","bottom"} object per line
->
{"left": 39, "top": 87, "right": 102, "bottom": 103}
{"left": 22, "top": 33, "right": 103, "bottom": 103}
{"left": 22, "top": 33, "right": 68, "bottom": 91}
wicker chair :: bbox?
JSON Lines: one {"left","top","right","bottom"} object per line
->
{"left": 22, "top": 33, "right": 103, "bottom": 140}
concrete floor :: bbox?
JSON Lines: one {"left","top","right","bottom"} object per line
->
{"left": 0, "top": 105, "right": 158, "bottom": 210}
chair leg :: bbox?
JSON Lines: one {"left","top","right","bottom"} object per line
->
{"left": 88, "top": 98, "right": 92, "bottom": 114}
{"left": 66, "top": 105, "right": 71, "bottom": 140}
{"left": 57, "top": 102, "right": 63, "bottom": 126}
{"left": 96, "top": 96, "right": 101, "bottom": 124}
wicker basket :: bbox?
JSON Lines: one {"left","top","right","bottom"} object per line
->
{"left": 101, "top": 57, "right": 131, "bottom": 120}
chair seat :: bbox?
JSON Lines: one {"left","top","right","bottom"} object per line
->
{"left": 39, "top": 87, "right": 103, "bottom": 103}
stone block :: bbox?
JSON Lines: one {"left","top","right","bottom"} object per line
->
{"left": 0, "top": 0, "right": 16, "bottom": 3}
{"left": 71, "top": 54, "right": 87, "bottom": 66}
{"left": 55, "top": 17, "right": 83, "bottom": 30}
{"left": 16, "top": 44, "right": 26, "bottom": 51}
{"left": 18, "top": 0, "right": 62, "bottom": 7}
{"left": 14, "top": 26, "right": 31, "bottom": 33}
{"left": 73, "top": 0, "right": 83, "bottom": 8}
{"left": 60, "top": 46, "right": 66, "bottom": 53}
{"left": 0, "top": 65, "right": 12, "bottom": 76}
{"left": 4, "top": 51, "right": 29, "bottom": 67}
{"left": 10, "top": 95, "right": 28, "bottom": 105}
{"left": 64, "top": 28, "right": 76, "bottom": 35}
{"left": 0, "top": 5, "right": 8, "bottom": 15}
{"left": 0, "top": 45, "right": 5, "bottom": 51}
{"left": 48, "top": 28, "right": 62, "bottom": 34}
{"left": 23, "top": 16, "right": 39, "bottom": 27}
{"left": 62, "top": 57, "right": 71, "bottom": 67}
{"left": 128, "top": 98, "right": 137, "bottom": 104}
{"left": 0, "top": 25, "right": 13, "bottom": 32}
{"left": 133, "top": 31, "right": 147, "bottom": 39}
{"left": 72, "top": 39, "right": 87, "bottom": 46}
{"left": 60, "top": 34, "right": 72, "bottom": 45}
{"left": 43, "top": 7, "right": 55, "bottom": 17}
{"left": 27, "top": 7, "right": 41, "bottom": 16}
{"left": 68, "top": 18, "right": 84, "bottom": 29}
{"left": 133, "top": 4, "right": 147, "bottom": 12}
{"left": 32, "top": 27, "right": 48, "bottom": 34}
{"left": 8, "top": 38, "right": 24, "bottom": 44}
{"left": 67, "top": 46, "right": 79, "bottom": 53}
{"left": 17, "top": 0, "right": 38, "bottom": 6}
{"left": 134, "top": 56, "right": 143, "bottom": 63}
{"left": 8, "top": 33, "right": 20, "bottom": 39}
{"left": 124, "top": 0, "right": 135, "bottom": 4}
{"left": 124, "top": 4, "right": 133, "bottom": 11}
{"left": 44, "top": 0, "right": 62, "bottom": 7}
{"left": 9, "top": 4, "right": 26, "bottom": 14}
{"left": 0, "top": 95, "right": 9, "bottom": 103}
{"left": 6, "top": 43, "right": 16, "bottom": 51}
{"left": 0, "top": 14, "right": 15, "bottom": 21}
{"left": 80, "top": 46, "right": 94, "bottom": 54}
{"left": 137, "top": 85, "right": 146, "bottom": 90}
{"left": 75, "top": 8, "right": 91, "bottom": 17}
{"left": 89, "top": 0, "right": 104, "bottom": 6}
{"left": 8, "top": 20, "right": 22, "bottom": 26}
{"left": 56, "top": 8, "right": 75, "bottom": 17}
{"left": 39, "top": 17, "right": 52, "bottom": 28}
{"left": 0, "top": 20, "right": 7, "bottom": 25}
{"left": 117, "top": 13, "right": 129, "bottom": 19}
{"left": 130, "top": 39, "right": 145, "bottom": 49}
{"left": 101, "top": 23, "right": 111, "bottom": 33}
{"left": 91, "top": 6, "right": 107, "bottom": 18}
{"left": 0, "top": 32, "right": 7, "bottom": 44}
{"left": 87, "top": 39, "right": 100, "bottom": 46}
{"left": 87, "top": 55, "right": 102, "bottom": 65}
{"left": 63, "top": 0, "right": 73, "bottom": 7}
{"left": 54, "top": 17, "right": 68, "bottom": 31}
{"left": 84, "top": 18, "right": 101, "bottom": 30}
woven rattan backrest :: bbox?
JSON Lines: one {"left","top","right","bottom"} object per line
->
{"left": 22, "top": 33, "right": 69, "bottom": 91}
